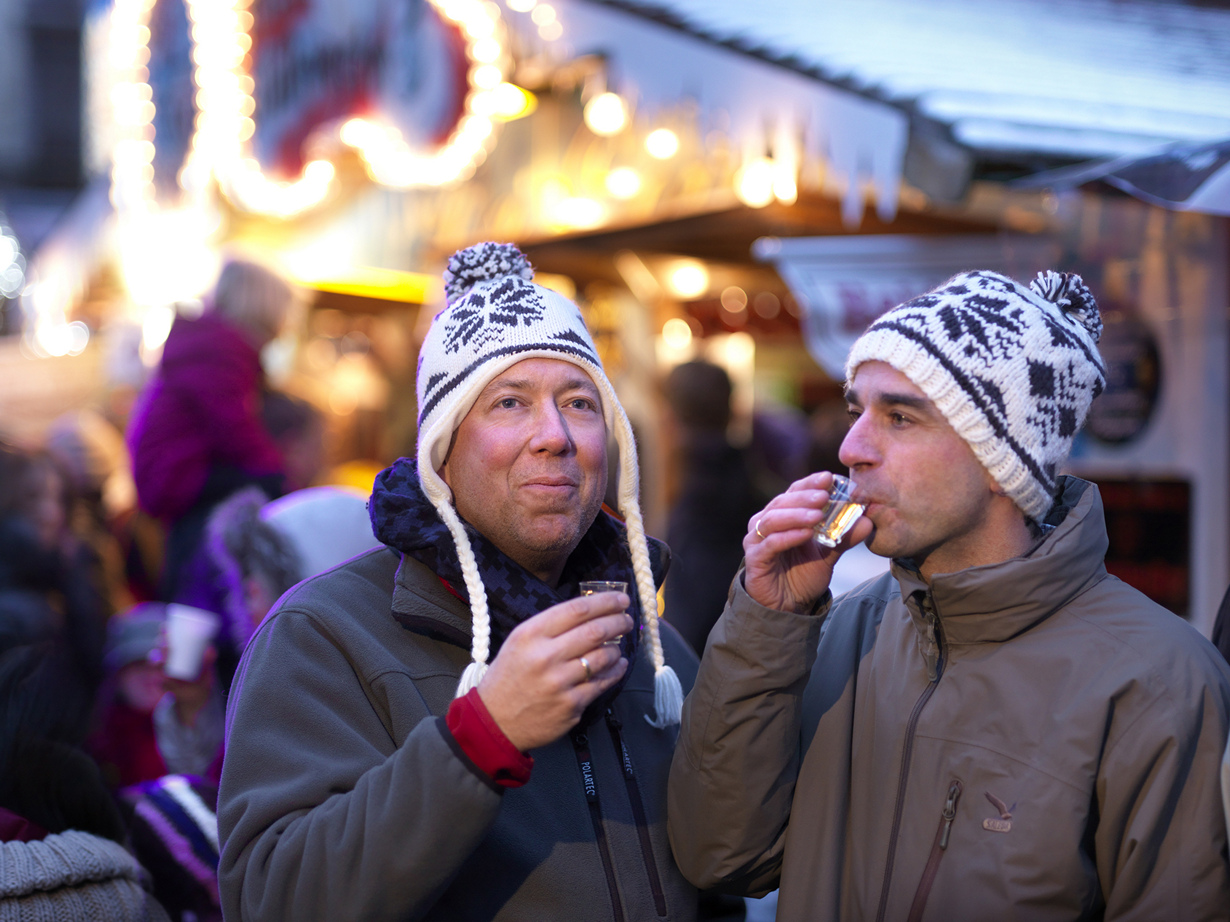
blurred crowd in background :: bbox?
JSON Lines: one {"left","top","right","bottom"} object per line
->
{"left": 0, "top": 258, "right": 383, "bottom": 920}
{"left": 0, "top": 254, "right": 885, "bottom": 919}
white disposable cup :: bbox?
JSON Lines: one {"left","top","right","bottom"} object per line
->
{"left": 163, "top": 603, "right": 221, "bottom": 680}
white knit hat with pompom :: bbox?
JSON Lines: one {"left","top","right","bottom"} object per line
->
{"left": 416, "top": 241, "right": 682, "bottom": 728}
{"left": 845, "top": 270, "right": 1106, "bottom": 522}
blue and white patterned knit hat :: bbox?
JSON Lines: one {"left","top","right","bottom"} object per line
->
{"left": 416, "top": 242, "right": 682, "bottom": 728}
{"left": 844, "top": 270, "right": 1106, "bottom": 522}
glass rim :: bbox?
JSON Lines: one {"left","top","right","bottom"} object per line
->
{"left": 579, "top": 580, "right": 628, "bottom": 592}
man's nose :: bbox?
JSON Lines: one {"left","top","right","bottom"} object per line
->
{"left": 530, "top": 404, "right": 573, "bottom": 453}
{"left": 838, "top": 415, "right": 872, "bottom": 470}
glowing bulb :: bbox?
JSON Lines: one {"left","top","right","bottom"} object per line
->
{"left": 530, "top": 3, "right": 555, "bottom": 24}
{"left": 67, "top": 321, "right": 91, "bottom": 356}
{"left": 472, "top": 64, "right": 502, "bottom": 90}
{"left": 506, "top": 0, "right": 535, "bottom": 10}
{"left": 720, "top": 286, "right": 748, "bottom": 315}
{"left": 666, "top": 261, "right": 708, "bottom": 299}
{"left": 721, "top": 331, "right": 756, "bottom": 368}
{"left": 304, "top": 159, "right": 336, "bottom": 184}
{"left": 605, "top": 167, "right": 641, "bottom": 199}
{"left": 37, "top": 323, "right": 72, "bottom": 358}
{"left": 340, "top": 118, "right": 380, "bottom": 148}
{"left": 645, "top": 128, "right": 679, "bottom": 159}
{"left": 662, "top": 318, "right": 693, "bottom": 351}
{"left": 489, "top": 83, "right": 537, "bottom": 120}
{"left": 472, "top": 37, "right": 500, "bottom": 62}
{"left": 773, "top": 163, "right": 798, "bottom": 204}
{"left": 553, "top": 197, "right": 606, "bottom": 229}
{"left": 584, "top": 92, "right": 628, "bottom": 137}
{"left": 736, "top": 157, "right": 775, "bottom": 208}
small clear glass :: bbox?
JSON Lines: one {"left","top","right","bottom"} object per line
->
{"left": 814, "top": 475, "right": 865, "bottom": 547}
{"left": 580, "top": 581, "right": 628, "bottom": 644}
{"left": 579, "top": 581, "right": 627, "bottom": 596}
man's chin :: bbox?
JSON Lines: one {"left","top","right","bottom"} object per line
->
{"left": 519, "top": 515, "right": 587, "bottom": 552}
{"left": 862, "top": 526, "right": 897, "bottom": 559}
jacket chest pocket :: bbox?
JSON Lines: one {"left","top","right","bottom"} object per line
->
{"left": 897, "top": 739, "right": 1099, "bottom": 921}
{"left": 373, "top": 670, "right": 455, "bottom": 746}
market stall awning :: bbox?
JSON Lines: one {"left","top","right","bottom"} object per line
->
{"left": 1012, "top": 139, "right": 1230, "bottom": 217}
{"left": 569, "top": 0, "right": 1230, "bottom": 167}
{"left": 753, "top": 233, "right": 1059, "bottom": 378}
{"left": 503, "top": 0, "right": 909, "bottom": 227}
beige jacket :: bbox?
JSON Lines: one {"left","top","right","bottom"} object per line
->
{"left": 669, "top": 478, "right": 1230, "bottom": 921}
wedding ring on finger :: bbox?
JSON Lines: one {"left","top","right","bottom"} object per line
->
{"left": 579, "top": 655, "right": 593, "bottom": 683}
{"left": 754, "top": 517, "right": 766, "bottom": 539}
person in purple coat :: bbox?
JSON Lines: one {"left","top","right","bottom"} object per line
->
{"left": 126, "top": 258, "right": 297, "bottom": 600}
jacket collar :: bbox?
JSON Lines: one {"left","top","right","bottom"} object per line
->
{"left": 891, "top": 476, "right": 1109, "bottom": 646}
{"left": 390, "top": 554, "right": 474, "bottom": 647}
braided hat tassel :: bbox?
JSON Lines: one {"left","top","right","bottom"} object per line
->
{"left": 611, "top": 402, "right": 682, "bottom": 728}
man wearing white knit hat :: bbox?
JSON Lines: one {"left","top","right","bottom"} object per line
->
{"left": 217, "top": 243, "right": 705, "bottom": 921}
{"left": 669, "top": 270, "right": 1230, "bottom": 920}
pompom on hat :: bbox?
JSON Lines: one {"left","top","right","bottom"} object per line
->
{"left": 417, "top": 242, "right": 683, "bottom": 728}
{"left": 844, "top": 269, "right": 1106, "bottom": 522}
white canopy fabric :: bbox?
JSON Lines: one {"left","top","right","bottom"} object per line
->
{"left": 502, "top": 0, "right": 910, "bottom": 226}
{"left": 563, "top": 0, "right": 1230, "bottom": 163}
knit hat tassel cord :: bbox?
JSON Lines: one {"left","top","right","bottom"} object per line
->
{"left": 622, "top": 487, "right": 683, "bottom": 728}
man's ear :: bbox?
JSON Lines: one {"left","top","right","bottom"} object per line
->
{"left": 438, "top": 429, "right": 460, "bottom": 487}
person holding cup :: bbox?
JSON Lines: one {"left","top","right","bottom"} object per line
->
{"left": 217, "top": 243, "right": 703, "bottom": 921}
{"left": 668, "top": 270, "right": 1230, "bottom": 920}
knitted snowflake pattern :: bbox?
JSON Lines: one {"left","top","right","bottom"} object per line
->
{"left": 418, "top": 244, "right": 599, "bottom": 428}
{"left": 845, "top": 269, "right": 1106, "bottom": 521}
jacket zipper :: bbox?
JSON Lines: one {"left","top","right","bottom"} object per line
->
{"left": 904, "top": 780, "right": 963, "bottom": 922}
{"left": 572, "top": 730, "right": 626, "bottom": 922}
{"left": 874, "top": 594, "right": 947, "bottom": 922}
{"left": 605, "top": 711, "right": 668, "bottom": 917}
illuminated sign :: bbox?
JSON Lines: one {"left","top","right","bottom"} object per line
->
{"left": 107, "top": 0, "right": 513, "bottom": 219}
{"left": 249, "top": 0, "right": 468, "bottom": 179}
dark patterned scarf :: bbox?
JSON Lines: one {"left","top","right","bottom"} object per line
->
{"left": 370, "top": 458, "right": 667, "bottom": 720}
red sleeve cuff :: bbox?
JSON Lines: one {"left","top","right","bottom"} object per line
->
{"left": 446, "top": 688, "right": 534, "bottom": 788}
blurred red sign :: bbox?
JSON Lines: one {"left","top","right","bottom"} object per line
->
{"left": 249, "top": 0, "right": 469, "bottom": 177}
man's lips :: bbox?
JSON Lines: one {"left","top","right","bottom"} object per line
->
{"left": 521, "top": 478, "right": 579, "bottom": 495}
{"left": 851, "top": 493, "right": 881, "bottom": 514}
{"left": 524, "top": 477, "right": 577, "bottom": 488}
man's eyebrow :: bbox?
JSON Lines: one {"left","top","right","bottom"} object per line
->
{"left": 561, "top": 376, "right": 600, "bottom": 393}
{"left": 482, "top": 376, "right": 531, "bottom": 393}
{"left": 844, "top": 387, "right": 932, "bottom": 412}
{"left": 876, "top": 391, "right": 931, "bottom": 411}
{"left": 483, "top": 375, "right": 599, "bottom": 394}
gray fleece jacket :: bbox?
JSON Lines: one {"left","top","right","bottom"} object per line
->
{"left": 218, "top": 546, "right": 700, "bottom": 922}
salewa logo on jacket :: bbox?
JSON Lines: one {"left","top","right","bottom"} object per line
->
{"left": 982, "top": 792, "right": 1015, "bottom": 833}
